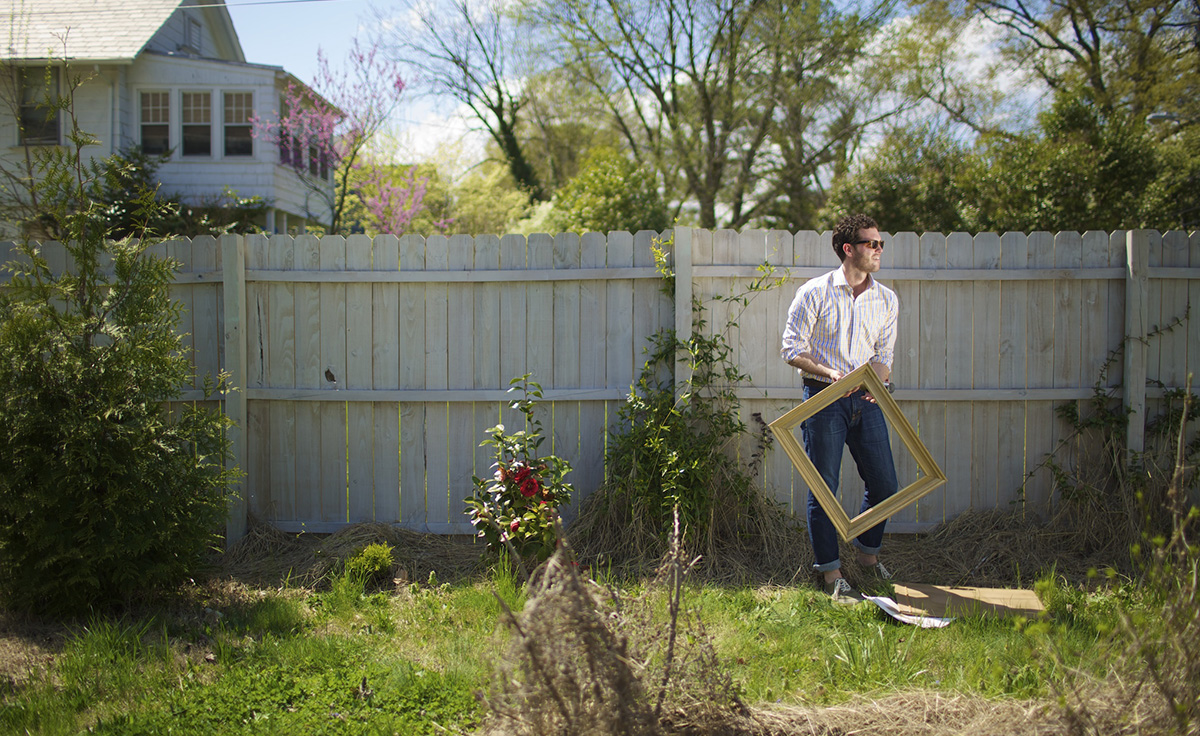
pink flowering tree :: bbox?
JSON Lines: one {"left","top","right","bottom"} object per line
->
{"left": 254, "top": 36, "right": 428, "bottom": 234}
{"left": 358, "top": 163, "right": 453, "bottom": 236}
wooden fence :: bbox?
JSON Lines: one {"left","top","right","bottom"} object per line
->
{"left": 4, "top": 229, "right": 1197, "bottom": 542}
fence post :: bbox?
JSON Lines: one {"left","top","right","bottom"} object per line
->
{"left": 674, "top": 227, "right": 693, "bottom": 399}
{"left": 1123, "top": 230, "right": 1149, "bottom": 458}
{"left": 221, "top": 234, "right": 248, "bottom": 545}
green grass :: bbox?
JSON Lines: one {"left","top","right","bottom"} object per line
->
{"left": 0, "top": 568, "right": 1136, "bottom": 735}
{"left": 691, "top": 584, "right": 1104, "bottom": 705}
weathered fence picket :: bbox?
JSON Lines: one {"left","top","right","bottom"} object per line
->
{"left": 4, "top": 229, "right": 1197, "bottom": 543}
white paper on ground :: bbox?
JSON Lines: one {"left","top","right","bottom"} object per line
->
{"left": 863, "top": 594, "right": 955, "bottom": 628}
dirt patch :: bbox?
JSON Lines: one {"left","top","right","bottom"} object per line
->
{"left": 0, "top": 613, "right": 68, "bottom": 689}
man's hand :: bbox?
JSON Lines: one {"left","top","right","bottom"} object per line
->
{"left": 859, "top": 362, "right": 891, "bottom": 402}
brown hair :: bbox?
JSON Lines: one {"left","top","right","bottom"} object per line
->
{"left": 832, "top": 214, "right": 878, "bottom": 261}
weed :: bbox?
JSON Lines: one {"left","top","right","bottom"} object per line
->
{"left": 343, "top": 543, "right": 395, "bottom": 587}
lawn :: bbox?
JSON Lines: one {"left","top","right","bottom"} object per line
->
{"left": 0, "top": 520, "right": 1169, "bottom": 736}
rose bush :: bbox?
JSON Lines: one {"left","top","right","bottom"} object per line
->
{"left": 465, "top": 375, "right": 573, "bottom": 565}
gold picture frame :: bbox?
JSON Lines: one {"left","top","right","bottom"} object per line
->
{"left": 769, "top": 362, "right": 947, "bottom": 542}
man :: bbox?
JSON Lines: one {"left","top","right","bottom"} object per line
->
{"left": 780, "top": 213, "right": 899, "bottom": 602}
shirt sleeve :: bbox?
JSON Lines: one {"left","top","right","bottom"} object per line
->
{"left": 781, "top": 286, "right": 815, "bottom": 364}
{"left": 872, "top": 290, "right": 898, "bottom": 368}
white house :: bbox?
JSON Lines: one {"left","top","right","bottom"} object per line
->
{"left": 1, "top": 0, "right": 333, "bottom": 234}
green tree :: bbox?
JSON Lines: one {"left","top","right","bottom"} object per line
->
{"left": 443, "top": 161, "right": 534, "bottom": 236}
{"left": 90, "top": 148, "right": 267, "bottom": 239}
{"left": 820, "top": 125, "right": 970, "bottom": 232}
{"left": 889, "top": 0, "right": 1200, "bottom": 230}
{"left": 961, "top": 93, "right": 1160, "bottom": 231}
{"left": 382, "top": 0, "right": 549, "bottom": 202}
{"left": 0, "top": 64, "right": 235, "bottom": 616}
{"left": 534, "top": 0, "right": 902, "bottom": 231}
{"left": 552, "top": 147, "right": 669, "bottom": 234}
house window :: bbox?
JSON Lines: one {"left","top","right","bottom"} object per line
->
{"left": 181, "top": 92, "right": 211, "bottom": 156}
{"left": 308, "top": 143, "right": 320, "bottom": 176}
{"left": 223, "top": 92, "right": 253, "bottom": 156}
{"left": 278, "top": 95, "right": 304, "bottom": 166}
{"left": 140, "top": 92, "right": 170, "bottom": 155}
{"left": 17, "top": 67, "right": 59, "bottom": 145}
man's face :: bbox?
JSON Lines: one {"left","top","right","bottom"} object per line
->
{"left": 844, "top": 227, "right": 883, "bottom": 273}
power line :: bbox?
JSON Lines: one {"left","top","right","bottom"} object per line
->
{"left": 223, "top": 0, "right": 351, "bottom": 7}
{"left": 4, "top": 0, "right": 352, "bottom": 16}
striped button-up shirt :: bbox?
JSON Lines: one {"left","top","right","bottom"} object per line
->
{"left": 780, "top": 268, "right": 898, "bottom": 382}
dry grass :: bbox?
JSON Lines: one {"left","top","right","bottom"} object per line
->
{"left": 749, "top": 691, "right": 1066, "bottom": 736}
{"left": 479, "top": 528, "right": 751, "bottom": 736}
{"left": 218, "top": 518, "right": 485, "bottom": 590}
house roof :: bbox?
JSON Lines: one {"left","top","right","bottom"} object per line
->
{"left": 1, "top": 0, "right": 242, "bottom": 63}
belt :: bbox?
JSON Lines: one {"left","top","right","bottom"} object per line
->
{"left": 803, "top": 378, "right": 833, "bottom": 392}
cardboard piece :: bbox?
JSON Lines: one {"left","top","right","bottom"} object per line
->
{"left": 862, "top": 594, "right": 955, "bottom": 628}
{"left": 769, "top": 362, "right": 947, "bottom": 542}
{"left": 890, "top": 583, "right": 1045, "bottom": 619}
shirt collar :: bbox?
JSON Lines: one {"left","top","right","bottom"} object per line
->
{"left": 833, "top": 266, "right": 874, "bottom": 292}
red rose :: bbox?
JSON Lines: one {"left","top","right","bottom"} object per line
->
{"left": 520, "top": 475, "right": 540, "bottom": 498}
{"left": 510, "top": 519, "right": 520, "bottom": 532}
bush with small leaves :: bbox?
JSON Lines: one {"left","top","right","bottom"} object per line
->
{"left": 0, "top": 63, "right": 235, "bottom": 616}
{"left": 344, "top": 543, "right": 395, "bottom": 585}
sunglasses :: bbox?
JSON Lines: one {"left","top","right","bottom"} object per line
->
{"left": 852, "top": 239, "right": 885, "bottom": 251}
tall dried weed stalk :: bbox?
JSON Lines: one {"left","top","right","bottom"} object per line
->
{"left": 480, "top": 513, "right": 749, "bottom": 736}
{"left": 1053, "top": 389, "right": 1199, "bottom": 735}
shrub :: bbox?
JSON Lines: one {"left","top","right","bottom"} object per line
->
{"left": 551, "top": 147, "right": 669, "bottom": 234}
{"left": 0, "top": 65, "right": 235, "bottom": 616}
{"left": 465, "top": 375, "right": 573, "bottom": 566}
{"left": 344, "top": 543, "right": 395, "bottom": 585}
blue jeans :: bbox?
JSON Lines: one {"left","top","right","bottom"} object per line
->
{"left": 802, "top": 382, "right": 898, "bottom": 572}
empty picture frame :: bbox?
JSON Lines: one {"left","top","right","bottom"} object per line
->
{"left": 769, "top": 362, "right": 946, "bottom": 542}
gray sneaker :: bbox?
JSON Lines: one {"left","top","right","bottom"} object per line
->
{"left": 825, "top": 577, "right": 863, "bottom": 604}
{"left": 862, "top": 561, "right": 893, "bottom": 581}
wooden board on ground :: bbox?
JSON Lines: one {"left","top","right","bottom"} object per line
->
{"left": 891, "top": 583, "right": 1044, "bottom": 619}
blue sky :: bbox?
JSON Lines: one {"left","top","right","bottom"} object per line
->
{"left": 226, "top": 0, "right": 372, "bottom": 86}
{"left": 226, "top": 0, "right": 480, "bottom": 166}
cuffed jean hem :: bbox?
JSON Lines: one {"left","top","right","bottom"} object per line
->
{"left": 853, "top": 539, "right": 883, "bottom": 556}
{"left": 813, "top": 559, "right": 841, "bottom": 573}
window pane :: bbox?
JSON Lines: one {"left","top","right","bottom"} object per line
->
{"left": 18, "top": 67, "right": 59, "bottom": 145}
{"left": 142, "top": 125, "right": 169, "bottom": 155}
{"left": 140, "top": 92, "right": 169, "bottom": 154}
{"left": 183, "top": 125, "right": 211, "bottom": 156}
{"left": 223, "top": 92, "right": 253, "bottom": 156}
{"left": 182, "top": 92, "right": 211, "bottom": 156}
{"left": 223, "top": 92, "right": 252, "bottom": 123}
{"left": 225, "top": 126, "right": 252, "bottom": 156}
{"left": 182, "top": 93, "right": 211, "bottom": 124}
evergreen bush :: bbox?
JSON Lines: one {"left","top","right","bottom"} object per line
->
{"left": 0, "top": 65, "right": 235, "bottom": 616}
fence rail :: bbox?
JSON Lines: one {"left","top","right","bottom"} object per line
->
{"left": 3, "top": 229, "right": 1196, "bottom": 542}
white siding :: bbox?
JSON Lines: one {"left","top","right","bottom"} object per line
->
{"left": 143, "top": 8, "right": 229, "bottom": 62}
{"left": 125, "top": 54, "right": 333, "bottom": 225}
